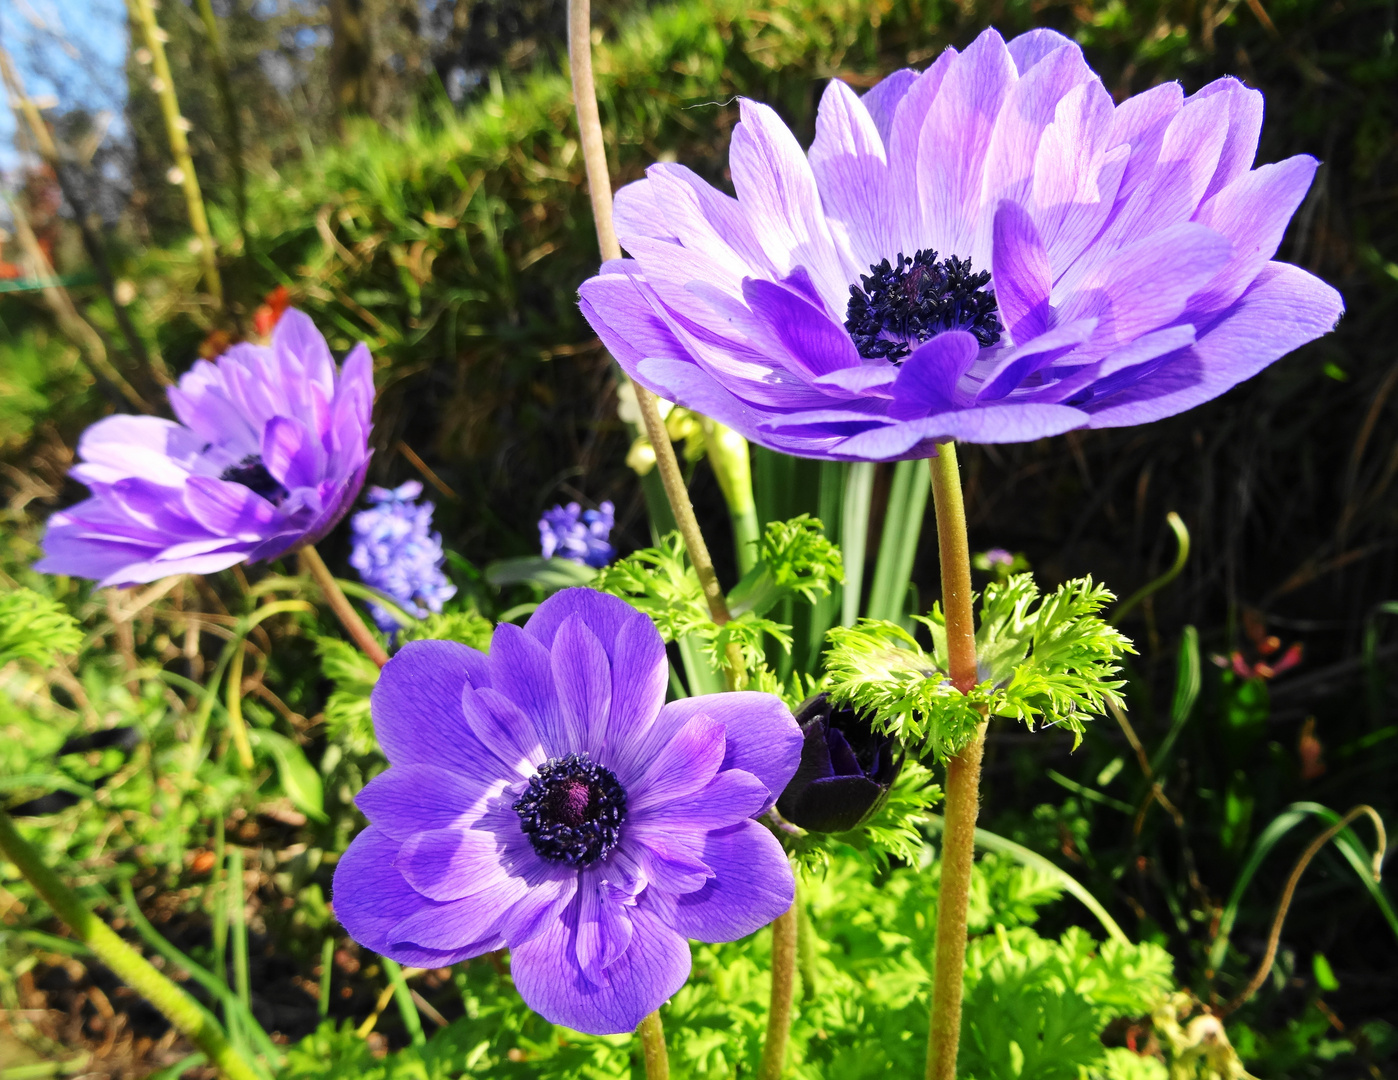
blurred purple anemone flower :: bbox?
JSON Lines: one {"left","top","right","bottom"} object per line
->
{"left": 579, "top": 28, "right": 1343, "bottom": 461}
{"left": 36, "top": 311, "right": 374, "bottom": 586}
{"left": 539, "top": 500, "right": 616, "bottom": 568}
{"left": 349, "top": 481, "right": 457, "bottom": 633}
{"left": 331, "top": 587, "right": 801, "bottom": 1034}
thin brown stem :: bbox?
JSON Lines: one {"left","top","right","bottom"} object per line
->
{"left": 757, "top": 901, "right": 799, "bottom": 1080}
{"left": 299, "top": 544, "right": 388, "bottom": 668}
{"left": 1219, "top": 805, "right": 1385, "bottom": 1017}
{"left": 637, "top": 1010, "right": 671, "bottom": 1080}
{"left": 565, "top": 0, "right": 739, "bottom": 682}
{"left": 925, "top": 442, "right": 986, "bottom": 1080}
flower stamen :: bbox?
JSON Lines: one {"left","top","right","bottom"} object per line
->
{"left": 220, "top": 455, "right": 290, "bottom": 505}
{"left": 514, "top": 752, "right": 627, "bottom": 866}
{"left": 845, "top": 250, "right": 1002, "bottom": 363}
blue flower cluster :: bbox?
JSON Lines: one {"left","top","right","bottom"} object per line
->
{"left": 349, "top": 481, "right": 456, "bottom": 632}
{"left": 538, "top": 500, "right": 615, "bottom": 568}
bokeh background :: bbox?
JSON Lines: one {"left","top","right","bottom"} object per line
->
{"left": 1, "top": 0, "right": 1395, "bottom": 1075}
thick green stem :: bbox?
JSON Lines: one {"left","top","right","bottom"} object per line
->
{"left": 300, "top": 544, "right": 388, "bottom": 668}
{"left": 796, "top": 884, "right": 818, "bottom": 1003}
{"left": 758, "top": 901, "right": 799, "bottom": 1080}
{"left": 637, "top": 1010, "right": 670, "bottom": 1080}
{"left": 0, "top": 811, "right": 261, "bottom": 1080}
{"left": 925, "top": 442, "right": 987, "bottom": 1080}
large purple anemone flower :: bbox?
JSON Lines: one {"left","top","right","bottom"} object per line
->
{"left": 579, "top": 27, "right": 1344, "bottom": 461}
{"left": 331, "top": 587, "right": 801, "bottom": 1034}
{"left": 36, "top": 311, "right": 374, "bottom": 586}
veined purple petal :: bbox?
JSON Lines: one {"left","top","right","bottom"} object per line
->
{"left": 664, "top": 820, "right": 795, "bottom": 941}
{"left": 509, "top": 893, "right": 691, "bottom": 1036}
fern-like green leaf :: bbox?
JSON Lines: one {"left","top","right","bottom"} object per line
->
{"left": 0, "top": 589, "right": 84, "bottom": 667}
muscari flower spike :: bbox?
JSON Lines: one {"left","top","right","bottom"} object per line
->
{"left": 539, "top": 500, "right": 616, "bottom": 568}
{"left": 776, "top": 692, "right": 904, "bottom": 833}
{"left": 349, "top": 480, "right": 457, "bottom": 633}
{"left": 579, "top": 27, "right": 1344, "bottom": 461}
{"left": 36, "top": 311, "right": 374, "bottom": 586}
{"left": 331, "top": 587, "right": 802, "bottom": 1034}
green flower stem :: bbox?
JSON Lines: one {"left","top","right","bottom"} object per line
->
{"left": 126, "top": 0, "right": 223, "bottom": 306}
{"left": 637, "top": 1010, "right": 671, "bottom": 1080}
{"left": 757, "top": 901, "right": 799, "bottom": 1080}
{"left": 300, "top": 544, "right": 389, "bottom": 668}
{"left": 566, "top": 0, "right": 743, "bottom": 687}
{"left": 0, "top": 811, "right": 261, "bottom": 1080}
{"left": 925, "top": 442, "right": 989, "bottom": 1080}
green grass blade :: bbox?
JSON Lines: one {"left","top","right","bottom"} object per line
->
{"left": 383, "top": 957, "right": 426, "bottom": 1046}
{"left": 1150, "top": 625, "right": 1201, "bottom": 775}
{"left": 841, "top": 462, "right": 876, "bottom": 627}
{"left": 926, "top": 816, "right": 1128, "bottom": 944}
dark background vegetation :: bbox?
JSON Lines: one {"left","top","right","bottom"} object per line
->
{"left": 2, "top": 0, "right": 1397, "bottom": 1075}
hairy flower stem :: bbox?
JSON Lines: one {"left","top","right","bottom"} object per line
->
{"left": 0, "top": 811, "right": 263, "bottom": 1080}
{"left": 127, "top": 0, "right": 223, "bottom": 307}
{"left": 566, "top": 0, "right": 743, "bottom": 686}
{"left": 925, "top": 442, "right": 989, "bottom": 1080}
{"left": 758, "top": 901, "right": 799, "bottom": 1080}
{"left": 637, "top": 1010, "right": 671, "bottom": 1080}
{"left": 299, "top": 544, "right": 389, "bottom": 668}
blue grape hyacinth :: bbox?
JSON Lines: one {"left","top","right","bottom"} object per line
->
{"left": 539, "top": 500, "right": 616, "bottom": 568}
{"left": 349, "top": 481, "right": 456, "bottom": 633}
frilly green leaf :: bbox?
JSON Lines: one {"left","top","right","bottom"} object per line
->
{"left": 825, "top": 574, "right": 1133, "bottom": 759}
{"left": 0, "top": 588, "right": 84, "bottom": 667}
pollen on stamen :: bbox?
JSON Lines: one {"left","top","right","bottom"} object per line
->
{"left": 845, "top": 249, "right": 1003, "bottom": 363}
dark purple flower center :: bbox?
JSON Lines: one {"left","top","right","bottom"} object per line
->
{"left": 845, "top": 250, "right": 1002, "bottom": 363}
{"left": 513, "top": 752, "right": 627, "bottom": 866}
{"left": 220, "top": 455, "right": 290, "bottom": 506}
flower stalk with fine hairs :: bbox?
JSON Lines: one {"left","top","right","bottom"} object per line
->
{"left": 566, "top": 0, "right": 745, "bottom": 691}
{"left": 924, "top": 440, "right": 986, "bottom": 1080}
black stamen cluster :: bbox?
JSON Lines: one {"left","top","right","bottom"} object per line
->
{"left": 844, "top": 249, "right": 1002, "bottom": 363}
{"left": 220, "top": 455, "right": 290, "bottom": 506}
{"left": 514, "top": 752, "right": 627, "bottom": 866}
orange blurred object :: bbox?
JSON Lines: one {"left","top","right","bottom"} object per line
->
{"left": 252, "top": 285, "right": 291, "bottom": 338}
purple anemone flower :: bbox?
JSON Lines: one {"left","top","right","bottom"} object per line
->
{"left": 579, "top": 28, "right": 1344, "bottom": 461}
{"left": 331, "top": 587, "right": 801, "bottom": 1034}
{"left": 35, "top": 311, "right": 374, "bottom": 586}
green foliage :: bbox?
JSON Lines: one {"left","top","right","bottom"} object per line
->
{"left": 316, "top": 636, "right": 381, "bottom": 758}
{"left": 400, "top": 610, "right": 495, "bottom": 651}
{"left": 0, "top": 588, "right": 84, "bottom": 667}
{"left": 595, "top": 518, "right": 841, "bottom": 673}
{"left": 825, "top": 575, "right": 1132, "bottom": 759}
{"left": 728, "top": 514, "right": 844, "bottom": 617}
{"left": 960, "top": 928, "right": 1174, "bottom": 1080}
{"left": 275, "top": 849, "right": 1173, "bottom": 1080}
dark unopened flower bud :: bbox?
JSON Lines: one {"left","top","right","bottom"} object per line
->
{"left": 776, "top": 693, "right": 903, "bottom": 833}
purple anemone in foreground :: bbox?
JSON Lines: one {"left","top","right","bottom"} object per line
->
{"left": 36, "top": 311, "right": 373, "bottom": 586}
{"left": 331, "top": 587, "right": 801, "bottom": 1034}
{"left": 579, "top": 27, "right": 1344, "bottom": 460}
